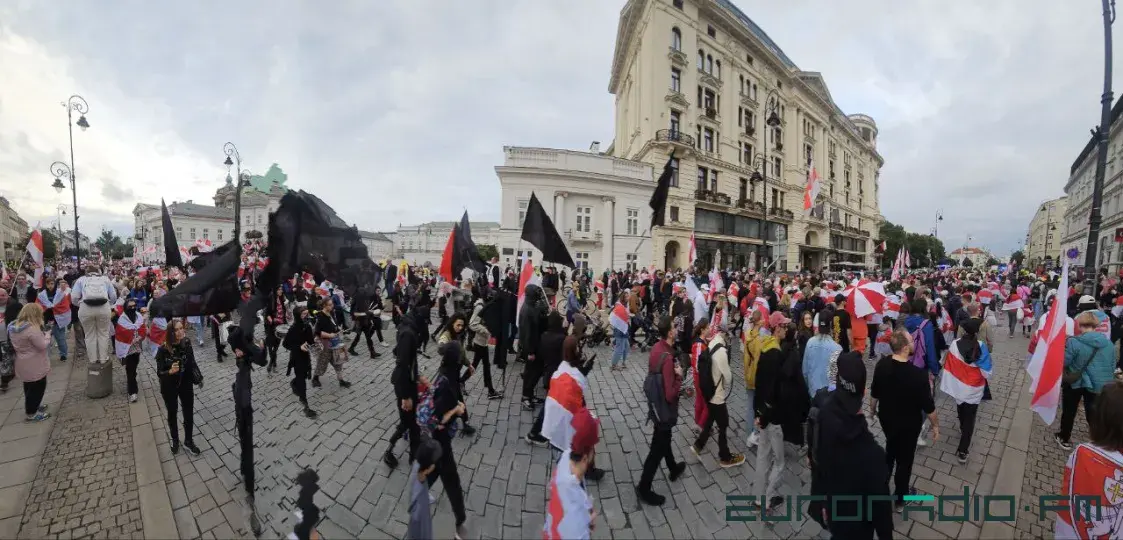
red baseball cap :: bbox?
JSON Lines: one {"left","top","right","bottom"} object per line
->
{"left": 570, "top": 408, "right": 600, "bottom": 456}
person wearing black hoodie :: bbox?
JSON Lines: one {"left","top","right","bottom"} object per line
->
{"left": 228, "top": 326, "right": 267, "bottom": 497}
{"left": 430, "top": 344, "right": 469, "bottom": 538}
{"left": 385, "top": 307, "right": 425, "bottom": 468}
{"left": 809, "top": 352, "right": 894, "bottom": 539}
{"left": 347, "top": 285, "right": 381, "bottom": 359}
{"left": 524, "top": 312, "right": 566, "bottom": 445}
{"left": 283, "top": 303, "right": 318, "bottom": 418}
{"left": 518, "top": 283, "right": 548, "bottom": 410}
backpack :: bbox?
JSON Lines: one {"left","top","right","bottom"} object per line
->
{"left": 415, "top": 374, "right": 459, "bottom": 438}
{"left": 696, "top": 340, "right": 725, "bottom": 403}
{"left": 644, "top": 352, "right": 678, "bottom": 429}
{"left": 82, "top": 278, "right": 109, "bottom": 306}
{"left": 909, "top": 320, "right": 929, "bottom": 370}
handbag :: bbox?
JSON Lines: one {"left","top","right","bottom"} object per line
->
{"left": 1062, "top": 344, "right": 1103, "bottom": 385}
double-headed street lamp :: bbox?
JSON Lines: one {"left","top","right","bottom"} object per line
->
{"left": 50, "top": 95, "right": 89, "bottom": 260}
{"left": 223, "top": 142, "right": 252, "bottom": 250}
{"left": 748, "top": 88, "right": 782, "bottom": 271}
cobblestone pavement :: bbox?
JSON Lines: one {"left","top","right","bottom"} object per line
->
{"left": 134, "top": 315, "right": 1033, "bottom": 540}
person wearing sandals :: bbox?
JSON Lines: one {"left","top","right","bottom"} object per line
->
{"left": 7, "top": 304, "right": 52, "bottom": 422}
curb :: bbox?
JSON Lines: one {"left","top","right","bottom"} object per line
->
{"left": 130, "top": 379, "right": 179, "bottom": 540}
{"left": 978, "top": 373, "right": 1033, "bottom": 540}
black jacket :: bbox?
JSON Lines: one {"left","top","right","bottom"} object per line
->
{"left": 812, "top": 391, "right": 894, "bottom": 540}
{"left": 538, "top": 329, "right": 566, "bottom": 388}
{"left": 154, "top": 342, "right": 200, "bottom": 388}
{"left": 518, "top": 284, "right": 547, "bottom": 358}
{"left": 228, "top": 326, "right": 267, "bottom": 408}
{"left": 754, "top": 345, "right": 786, "bottom": 428}
{"left": 392, "top": 315, "right": 421, "bottom": 400}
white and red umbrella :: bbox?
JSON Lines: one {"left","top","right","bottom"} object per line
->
{"left": 843, "top": 279, "right": 886, "bottom": 318}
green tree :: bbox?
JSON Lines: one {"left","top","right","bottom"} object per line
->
{"left": 18, "top": 231, "right": 57, "bottom": 262}
{"left": 476, "top": 244, "right": 499, "bottom": 261}
{"left": 878, "top": 219, "right": 946, "bottom": 268}
{"left": 963, "top": 257, "right": 974, "bottom": 267}
{"left": 986, "top": 257, "right": 1000, "bottom": 267}
{"left": 1011, "top": 250, "right": 1025, "bottom": 266}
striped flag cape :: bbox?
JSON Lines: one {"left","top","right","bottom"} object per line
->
{"left": 608, "top": 302, "right": 630, "bottom": 335}
{"left": 1002, "top": 291, "right": 1024, "bottom": 311}
{"left": 727, "top": 282, "right": 740, "bottom": 305}
{"left": 939, "top": 338, "right": 992, "bottom": 405}
{"left": 515, "top": 259, "right": 540, "bottom": 328}
{"left": 37, "top": 287, "right": 72, "bottom": 328}
{"left": 147, "top": 317, "right": 168, "bottom": 356}
{"left": 541, "top": 361, "right": 591, "bottom": 451}
{"left": 884, "top": 294, "right": 901, "bottom": 319}
{"left": 544, "top": 449, "right": 594, "bottom": 540}
{"left": 114, "top": 313, "right": 147, "bottom": 359}
{"left": 977, "top": 289, "right": 994, "bottom": 305}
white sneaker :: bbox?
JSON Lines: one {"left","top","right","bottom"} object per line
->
{"left": 917, "top": 436, "right": 929, "bottom": 447}
{"left": 129, "top": 394, "right": 138, "bottom": 403}
{"left": 747, "top": 431, "right": 760, "bottom": 448}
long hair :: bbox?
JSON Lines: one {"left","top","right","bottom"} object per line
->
{"left": 164, "top": 318, "right": 186, "bottom": 352}
{"left": 16, "top": 303, "right": 43, "bottom": 327}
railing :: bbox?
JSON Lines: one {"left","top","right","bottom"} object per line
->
{"left": 694, "top": 190, "right": 731, "bottom": 205}
{"left": 656, "top": 129, "right": 695, "bottom": 147}
{"left": 736, "top": 199, "right": 765, "bottom": 214}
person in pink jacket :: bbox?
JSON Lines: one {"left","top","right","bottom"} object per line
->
{"left": 7, "top": 304, "right": 51, "bottom": 422}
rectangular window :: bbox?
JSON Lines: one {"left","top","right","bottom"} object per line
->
{"left": 703, "top": 128, "right": 714, "bottom": 152}
{"left": 626, "top": 208, "right": 639, "bottom": 235}
{"left": 671, "top": 68, "right": 681, "bottom": 92}
{"left": 670, "top": 157, "right": 679, "bottom": 187}
{"left": 217, "top": 229, "right": 223, "bottom": 241}
{"left": 697, "top": 167, "right": 707, "bottom": 192}
{"left": 518, "top": 199, "right": 528, "bottom": 227}
{"left": 257, "top": 215, "right": 263, "bottom": 224}
{"left": 773, "top": 157, "right": 782, "bottom": 177}
{"left": 176, "top": 227, "right": 182, "bottom": 241}
{"left": 626, "top": 253, "right": 639, "bottom": 272}
{"left": 203, "top": 228, "right": 209, "bottom": 240}
{"left": 710, "top": 170, "right": 718, "bottom": 192}
{"left": 189, "top": 227, "right": 196, "bottom": 240}
{"left": 703, "top": 89, "right": 716, "bottom": 110}
{"left": 245, "top": 215, "right": 251, "bottom": 225}
{"left": 745, "top": 110, "right": 755, "bottom": 134}
{"left": 696, "top": 125, "right": 702, "bottom": 149}
{"left": 576, "top": 206, "right": 592, "bottom": 233}
{"left": 670, "top": 206, "right": 680, "bottom": 222}
{"left": 670, "top": 110, "right": 681, "bottom": 134}
{"left": 707, "top": 25, "right": 716, "bottom": 38}
{"left": 771, "top": 188, "right": 779, "bottom": 208}
{"left": 805, "top": 143, "right": 813, "bottom": 165}
{"left": 739, "top": 177, "right": 748, "bottom": 201}
{"left": 575, "top": 252, "right": 590, "bottom": 271}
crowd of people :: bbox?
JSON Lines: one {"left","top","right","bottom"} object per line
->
{"left": 3, "top": 251, "right": 1123, "bottom": 539}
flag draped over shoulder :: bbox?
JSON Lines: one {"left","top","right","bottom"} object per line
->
{"left": 1027, "top": 258, "right": 1070, "bottom": 425}
{"left": 161, "top": 200, "right": 184, "bottom": 269}
{"left": 648, "top": 152, "right": 675, "bottom": 229}
{"left": 148, "top": 240, "right": 241, "bottom": 318}
{"left": 520, "top": 192, "right": 575, "bottom": 268}
{"left": 542, "top": 362, "right": 590, "bottom": 451}
{"left": 515, "top": 259, "right": 541, "bottom": 328}
{"left": 939, "top": 339, "right": 992, "bottom": 404}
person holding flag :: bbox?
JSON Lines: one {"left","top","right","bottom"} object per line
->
{"left": 37, "top": 277, "right": 71, "bottom": 362}
{"left": 1054, "top": 312, "right": 1118, "bottom": 451}
{"left": 939, "top": 318, "right": 992, "bottom": 464}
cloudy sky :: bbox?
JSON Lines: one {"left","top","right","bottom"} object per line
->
{"left": 0, "top": 0, "right": 1118, "bottom": 257}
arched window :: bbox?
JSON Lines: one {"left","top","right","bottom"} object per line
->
{"left": 671, "top": 27, "right": 682, "bottom": 51}
{"left": 715, "top": 60, "right": 722, "bottom": 79}
{"left": 697, "top": 50, "right": 704, "bottom": 70}
{"left": 706, "top": 54, "right": 713, "bottom": 74}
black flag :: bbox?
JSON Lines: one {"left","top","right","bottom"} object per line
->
{"left": 148, "top": 240, "right": 240, "bottom": 318}
{"left": 519, "top": 192, "right": 576, "bottom": 268}
{"left": 454, "top": 211, "right": 488, "bottom": 276}
{"left": 161, "top": 199, "right": 184, "bottom": 269}
{"left": 648, "top": 151, "right": 676, "bottom": 229}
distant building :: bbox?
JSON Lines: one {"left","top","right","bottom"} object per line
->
{"left": 394, "top": 221, "right": 500, "bottom": 267}
{"left": 949, "top": 247, "right": 992, "bottom": 268}
{"left": 0, "top": 196, "right": 29, "bottom": 262}
{"left": 359, "top": 231, "right": 394, "bottom": 261}
{"left": 1062, "top": 96, "right": 1123, "bottom": 270}
{"left": 1024, "top": 196, "right": 1066, "bottom": 267}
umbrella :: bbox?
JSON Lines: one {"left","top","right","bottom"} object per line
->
{"left": 843, "top": 279, "right": 886, "bottom": 318}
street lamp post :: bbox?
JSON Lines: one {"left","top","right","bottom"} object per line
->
{"left": 1084, "top": 0, "right": 1116, "bottom": 274}
{"left": 223, "top": 142, "right": 250, "bottom": 251}
{"left": 55, "top": 204, "right": 67, "bottom": 261}
{"left": 749, "top": 89, "right": 782, "bottom": 272}
{"left": 50, "top": 95, "right": 89, "bottom": 261}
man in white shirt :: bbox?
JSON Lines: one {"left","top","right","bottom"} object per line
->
{"left": 70, "top": 266, "right": 117, "bottom": 364}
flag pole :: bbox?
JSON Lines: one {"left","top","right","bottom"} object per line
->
{"left": 4, "top": 253, "right": 29, "bottom": 294}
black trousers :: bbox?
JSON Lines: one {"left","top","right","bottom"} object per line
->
{"left": 211, "top": 323, "right": 226, "bottom": 357}
{"left": 867, "top": 324, "right": 879, "bottom": 358}
{"left": 235, "top": 405, "right": 255, "bottom": 493}
{"left": 161, "top": 380, "right": 195, "bottom": 444}
{"left": 291, "top": 351, "right": 311, "bottom": 407}
{"left": 884, "top": 425, "right": 921, "bottom": 501}
{"left": 388, "top": 399, "right": 420, "bottom": 462}
{"left": 521, "top": 359, "right": 543, "bottom": 401}
{"left": 694, "top": 402, "right": 731, "bottom": 461}
{"left": 0, "top": 373, "right": 13, "bottom": 390}
{"left": 493, "top": 334, "right": 508, "bottom": 371}
{"left": 638, "top": 427, "right": 678, "bottom": 492}
{"left": 956, "top": 403, "right": 979, "bottom": 454}
{"left": 1058, "top": 384, "right": 1097, "bottom": 442}
{"left": 23, "top": 377, "right": 47, "bottom": 415}
{"left": 350, "top": 319, "right": 375, "bottom": 354}
{"left": 428, "top": 429, "right": 467, "bottom": 525}
{"left": 124, "top": 353, "right": 140, "bottom": 395}
{"left": 265, "top": 326, "right": 280, "bottom": 368}
{"left": 471, "top": 344, "right": 495, "bottom": 392}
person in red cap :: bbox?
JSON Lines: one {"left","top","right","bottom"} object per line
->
{"left": 543, "top": 407, "right": 599, "bottom": 540}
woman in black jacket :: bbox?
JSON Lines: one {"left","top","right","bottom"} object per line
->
{"left": 430, "top": 345, "right": 468, "bottom": 538}
{"left": 264, "top": 285, "right": 287, "bottom": 372}
{"left": 283, "top": 303, "right": 317, "bottom": 418}
{"left": 154, "top": 319, "right": 202, "bottom": 455}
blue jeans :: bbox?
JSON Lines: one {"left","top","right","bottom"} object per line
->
{"left": 745, "top": 388, "right": 756, "bottom": 437}
{"left": 51, "top": 324, "right": 68, "bottom": 359}
{"left": 612, "top": 329, "right": 628, "bottom": 366}
{"left": 190, "top": 320, "right": 205, "bottom": 344}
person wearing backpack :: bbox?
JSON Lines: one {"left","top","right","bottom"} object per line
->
{"left": 1055, "top": 311, "right": 1117, "bottom": 451}
{"left": 71, "top": 265, "right": 117, "bottom": 365}
{"left": 421, "top": 345, "right": 469, "bottom": 538}
{"left": 747, "top": 312, "right": 791, "bottom": 514}
{"left": 636, "top": 316, "right": 685, "bottom": 506}
{"left": 903, "top": 298, "right": 940, "bottom": 447}
{"left": 690, "top": 321, "right": 744, "bottom": 468}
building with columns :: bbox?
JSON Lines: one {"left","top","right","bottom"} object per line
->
{"left": 393, "top": 221, "right": 500, "bottom": 267}
{"left": 1024, "top": 196, "right": 1066, "bottom": 267}
{"left": 606, "top": 0, "right": 883, "bottom": 271}
{"left": 495, "top": 145, "right": 656, "bottom": 272}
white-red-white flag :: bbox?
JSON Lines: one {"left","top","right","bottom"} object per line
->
{"left": 26, "top": 230, "right": 43, "bottom": 267}
{"left": 688, "top": 232, "right": 697, "bottom": 266}
{"left": 515, "top": 259, "right": 540, "bottom": 328}
{"left": 1026, "top": 257, "right": 1070, "bottom": 425}
{"left": 802, "top": 158, "right": 821, "bottom": 213}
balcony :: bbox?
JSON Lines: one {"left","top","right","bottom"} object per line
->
{"left": 736, "top": 198, "right": 765, "bottom": 216}
{"left": 700, "top": 107, "right": 721, "bottom": 126}
{"left": 655, "top": 129, "right": 695, "bottom": 149}
{"left": 768, "top": 206, "right": 795, "bottom": 222}
{"left": 697, "top": 69, "right": 722, "bottom": 91}
{"left": 565, "top": 229, "right": 603, "bottom": 245}
{"left": 859, "top": 229, "right": 870, "bottom": 237}
{"left": 740, "top": 92, "right": 759, "bottom": 110}
{"left": 665, "top": 89, "right": 689, "bottom": 108}
{"left": 694, "top": 189, "right": 732, "bottom": 206}
{"left": 667, "top": 47, "right": 688, "bottom": 67}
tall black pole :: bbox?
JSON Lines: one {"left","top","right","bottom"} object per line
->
{"left": 1084, "top": 0, "right": 1116, "bottom": 274}
{"left": 224, "top": 142, "right": 245, "bottom": 255}
{"left": 65, "top": 95, "right": 88, "bottom": 261}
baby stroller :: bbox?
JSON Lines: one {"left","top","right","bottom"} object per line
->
{"left": 583, "top": 306, "right": 613, "bottom": 348}
{"left": 631, "top": 312, "right": 661, "bottom": 353}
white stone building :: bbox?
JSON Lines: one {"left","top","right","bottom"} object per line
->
{"left": 1024, "top": 196, "right": 1066, "bottom": 267}
{"left": 495, "top": 145, "right": 656, "bottom": 272}
{"left": 1062, "top": 97, "right": 1123, "bottom": 270}
{"left": 359, "top": 231, "right": 395, "bottom": 261}
{"left": 393, "top": 221, "right": 500, "bottom": 267}
{"left": 0, "top": 196, "right": 29, "bottom": 262}
{"left": 949, "top": 247, "right": 992, "bottom": 268}
{"left": 606, "top": 0, "right": 883, "bottom": 271}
